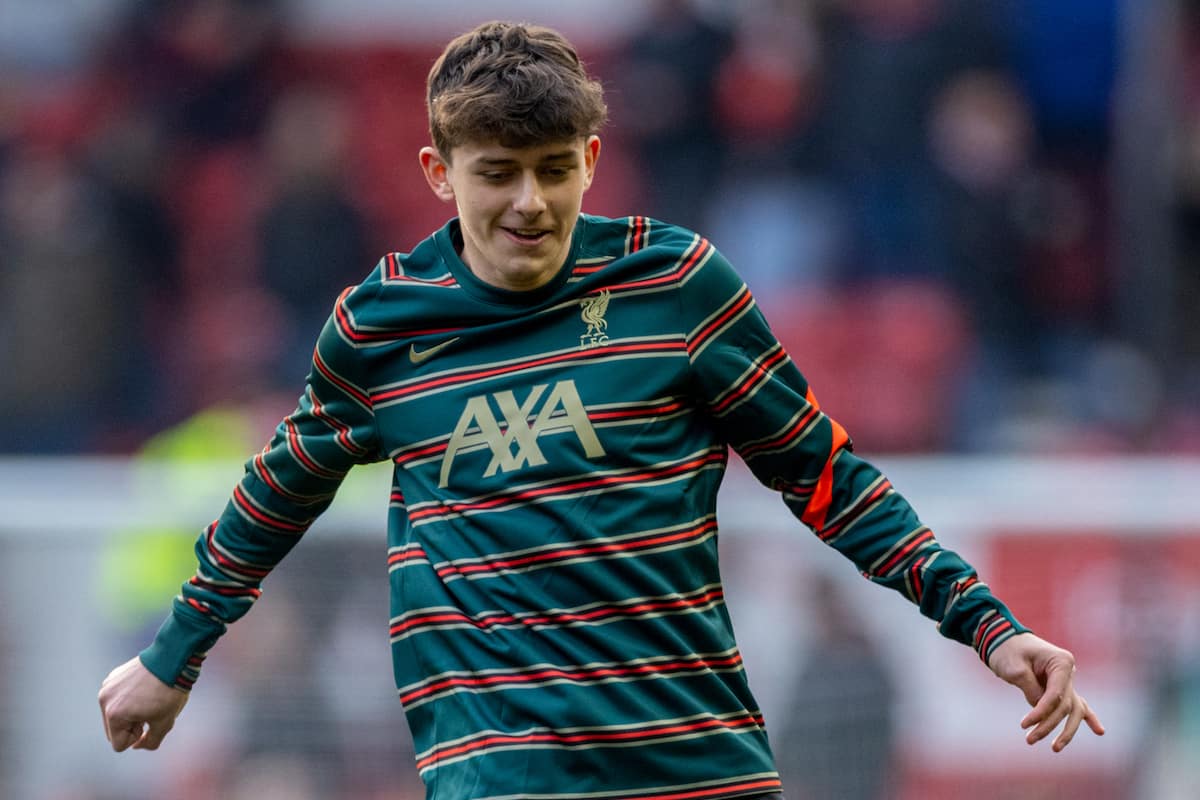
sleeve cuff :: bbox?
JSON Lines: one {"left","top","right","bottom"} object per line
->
{"left": 971, "top": 606, "right": 1031, "bottom": 664}
{"left": 138, "top": 607, "right": 225, "bottom": 692}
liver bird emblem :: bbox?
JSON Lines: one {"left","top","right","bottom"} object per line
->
{"left": 579, "top": 289, "right": 611, "bottom": 349}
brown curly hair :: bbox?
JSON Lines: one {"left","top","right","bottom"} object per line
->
{"left": 426, "top": 21, "right": 608, "bottom": 159}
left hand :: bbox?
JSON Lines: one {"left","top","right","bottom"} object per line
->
{"left": 987, "top": 632, "right": 1105, "bottom": 752}
{"left": 98, "top": 656, "right": 189, "bottom": 752}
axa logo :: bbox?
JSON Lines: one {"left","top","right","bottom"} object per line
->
{"left": 580, "top": 289, "right": 611, "bottom": 349}
{"left": 439, "top": 379, "right": 605, "bottom": 487}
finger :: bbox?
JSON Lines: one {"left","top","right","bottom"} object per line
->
{"left": 1021, "top": 660, "right": 1072, "bottom": 729}
{"left": 1021, "top": 689, "right": 1058, "bottom": 730}
{"left": 1027, "top": 694, "right": 1071, "bottom": 745}
{"left": 1083, "top": 703, "right": 1106, "bottom": 736}
{"left": 99, "top": 697, "right": 113, "bottom": 744}
{"left": 1051, "top": 697, "right": 1087, "bottom": 752}
{"left": 109, "top": 720, "right": 144, "bottom": 753}
{"left": 133, "top": 717, "right": 174, "bottom": 751}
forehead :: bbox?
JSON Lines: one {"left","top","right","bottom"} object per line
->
{"left": 451, "top": 138, "right": 586, "bottom": 166}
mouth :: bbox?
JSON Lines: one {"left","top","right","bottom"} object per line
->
{"left": 502, "top": 227, "right": 552, "bottom": 246}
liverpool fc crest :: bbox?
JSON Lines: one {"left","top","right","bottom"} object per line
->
{"left": 579, "top": 289, "right": 611, "bottom": 349}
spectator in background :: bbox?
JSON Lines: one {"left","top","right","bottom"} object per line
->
{"left": 91, "top": 0, "right": 292, "bottom": 424}
{"left": 927, "top": 70, "right": 1035, "bottom": 347}
{"left": 258, "top": 85, "right": 372, "bottom": 383}
{"left": 611, "top": 0, "right": 733, "bottom": 231}
{"left": 924, "top": 62, "right": 1156, "bottom": 452}
{"left": 775, "top": 573, "right": 895, "bottom": 800}
{"left": 0, "top": 142, "right": 127, "bottom": 452}
{"left": 924, "top": 69, "right": 1040, "bottom": 447}
{"left": 102, "top": 0, "right": 286, "bottom": 148}
{"left": 998, "top": 0, "right": 1125, "bottom": 446}
{"left": 81, "top": 111, "right": 184, "bottom": 443}
{"left": 817, "top": 0, "right": 1009, "bottom": 279}
{"left": 220, "top": 578, "right": 341, "bottom": 798}
{"left": 705, "top": 0, "right": 847, "bottom": 296}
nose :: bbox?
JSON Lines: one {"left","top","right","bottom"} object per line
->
{"left": 512, "top": 172, "right": 547, "bottom": 216}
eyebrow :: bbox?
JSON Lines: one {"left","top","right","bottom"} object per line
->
{"left": 472, "top": 151, "right": 578, "bottom": 166}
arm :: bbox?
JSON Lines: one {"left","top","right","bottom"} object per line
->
{"left": 679, "top": 247, "right": 1103, "bottom": 748}
{"left": 99, "top": 290, "right": 384, "bottom": 750}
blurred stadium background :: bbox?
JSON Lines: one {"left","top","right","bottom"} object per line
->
{"left": 2, "top": 0, "right": 1199, "bottom": 798}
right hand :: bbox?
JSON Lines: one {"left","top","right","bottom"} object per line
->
{"left": 987, "top": 632, "right": 1105, "bottom": 752}
{"left": 98, "top": 656, "right": 189, "bottom": 751}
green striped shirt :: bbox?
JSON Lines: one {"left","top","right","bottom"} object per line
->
{"left": 141, "top": 213, "right": 1027, "bottom": 800}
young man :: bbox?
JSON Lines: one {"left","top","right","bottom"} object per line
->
{"left": 99, "top": 21, "right": 1104, "bottom": 800}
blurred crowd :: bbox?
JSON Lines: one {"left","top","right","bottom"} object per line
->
{"left": 2, "top": 0, "right": 1200, "bottom": 456}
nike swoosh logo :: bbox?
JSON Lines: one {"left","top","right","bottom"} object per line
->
{"left": 409, "top": 337, "right": 461, "bottom": 364}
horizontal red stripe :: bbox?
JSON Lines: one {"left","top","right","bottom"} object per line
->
{"left": 394, "top": 440, "right": 449, "bottom": 464}
{"left": 373, "top": 340, "right": 685, "bottom": 404}
{"left": 572, "top": 264, "right": 608, "bottom": 276}
{"left": 588, "top": 400, "right": 686, "bottom": 421}
{"left": 402, "top": 652, "right": 742, "bottom": 705}
{"left": 407, "top": 451, "right": 724, "bottom": 523}
{"left": 394, "top": 401, "right": 688, "bottom": 465}
{"left": 629, "top": 778, "right": 782, "bottom": 800}
{"left": 416, "top": 713, "right": 763, "bottom": 771}
{"left": 391, "top": 587, "right": 724, "bottom": 638}
{"left": 387, "top": 547, "right": 428, "bottom": 566}
{"left": 438, "top": 520, "right": 716, "bottom": 578}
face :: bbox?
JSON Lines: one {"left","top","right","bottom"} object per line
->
{"left": 420, "top": 136, "right": 600, "bottom": 291}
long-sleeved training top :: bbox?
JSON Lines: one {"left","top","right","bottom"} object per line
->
{"left": 141, "top": 213, "right": 1028, "bottom": 800}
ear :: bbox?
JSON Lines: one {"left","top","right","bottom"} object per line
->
{"left": 581, "top": 135, "right": 601, "bottom": 191}
{"left": 419, "top": 147, "right": 456, "bottom": 203}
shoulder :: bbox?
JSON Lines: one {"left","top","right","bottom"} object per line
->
{"left": 329, "top": 226, "right": 466, "bottom": 348}
{"left": 572, "top": 213, "right": 733, "bottom": 291}
{"left": 576, "top": 213, "right": 703, "bottom": 260}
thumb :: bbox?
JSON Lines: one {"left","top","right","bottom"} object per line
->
{"left": 132, "top": 715, "right": 176, "bottom": 751}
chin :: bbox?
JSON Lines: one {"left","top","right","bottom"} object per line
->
{"left": 505, "top": 259, "right": 559, "bottom": 288}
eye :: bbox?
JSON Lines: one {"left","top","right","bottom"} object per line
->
{"left": 541, "top": 166, "right": 572, "bottom": 180}
{"left": 479, "top": 171, "right": 512, "bottom": 182}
